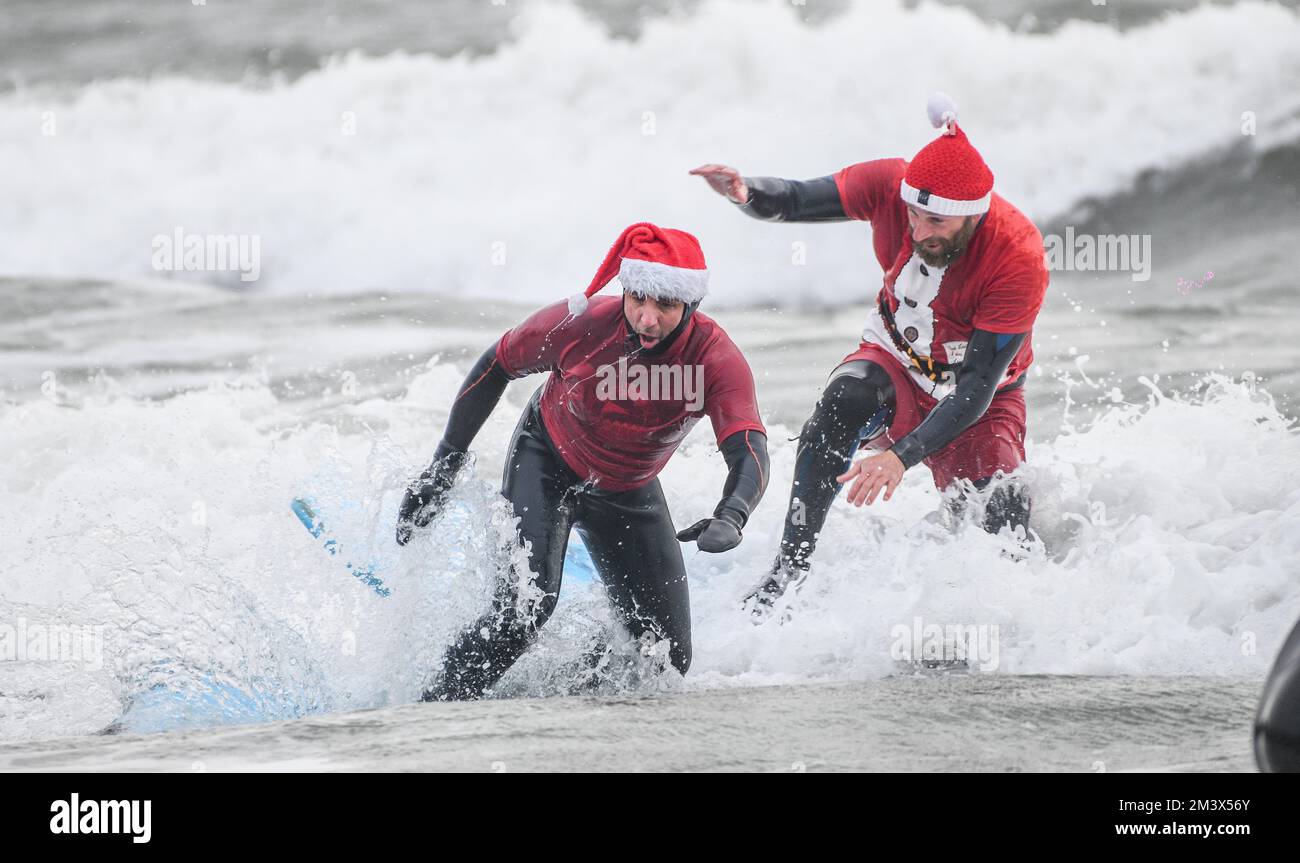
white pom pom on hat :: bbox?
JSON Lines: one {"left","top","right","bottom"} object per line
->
{"left": 900, "top": 92, "right": 994, "bottom": 217}
{"left": 926, "top": 91, "right": 959, "bottom": 136}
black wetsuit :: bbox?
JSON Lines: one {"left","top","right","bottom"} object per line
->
{"left": 402, "top": 310, "right": 769, "bottom": 700}
{"left": 1256, "top": 615, "right": 1300, "bottom": 771}
{"left": 736, "top": 176, "right": 1032, "bottom": 583}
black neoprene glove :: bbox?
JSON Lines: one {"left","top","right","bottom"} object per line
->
{"left": 675, "top": 506, "right": 745, "bottom": 553}
{"left": 395, "top": 447, "right": 470, "bottom": 546}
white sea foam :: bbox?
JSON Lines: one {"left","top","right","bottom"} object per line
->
{"left": 2, "top": 358, "right": 1296, "bottom": 739}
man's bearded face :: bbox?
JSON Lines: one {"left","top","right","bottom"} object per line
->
{"left": 907, "top": 206, "right": 980, "bottom": 268}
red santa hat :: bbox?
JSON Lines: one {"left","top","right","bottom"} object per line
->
{"left": 899, "top": 93, "right": 994, "bottom": 217}
{"left": 568, "top": 222, "right": 709, "bottom": 315}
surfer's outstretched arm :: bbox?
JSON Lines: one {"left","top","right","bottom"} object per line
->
{"left": 735, "top": 176, "right": 849, "bottom": 223}
{"left": 690, "top": 164, "right": 849, "bottom": 222}
{"left": 396, "top": 340, "right": 512, "bottom": 544}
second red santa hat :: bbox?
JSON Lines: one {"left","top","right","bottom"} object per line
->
{"left": 900, "top": 92, "right": 995, "bottom": 217}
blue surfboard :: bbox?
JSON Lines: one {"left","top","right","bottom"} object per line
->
{"left": 291, "top": 497, "right": 390, "bottom": 596}
{"left": 290, "top": 496, "right": 597, "bottom": 594}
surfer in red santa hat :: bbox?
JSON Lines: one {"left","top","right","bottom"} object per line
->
{"left": 692, "top": 93, "right": 1049, "bottom": 619}
{"left": 398, "top": 223, "right": 769, "bottom": 699}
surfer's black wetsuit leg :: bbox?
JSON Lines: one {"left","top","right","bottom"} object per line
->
{"left": 577, "top": 479, "right": 692, "bottom": 675}
{"left": 423, "top": 395, "right": 577, "bottom": 701}
{"left": 1256, "top": 614, "right": 1300, "bottom": 772}
{"left": 772, "top": 359, "right": 896, "bottom": 577}
{"left": 425, "top": 392, "right": 695, "bottom": 699}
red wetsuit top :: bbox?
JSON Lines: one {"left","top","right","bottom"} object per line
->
{"left": 834, "top": 158, "right": 1049, "bottom": 400}
{"left": 495, "top": 296, "right": 766, "bottom": 492}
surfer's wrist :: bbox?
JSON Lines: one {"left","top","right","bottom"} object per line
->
{"left": 712, "top": 504, "right": 747, "bottom": 531}
{"left": 432, "top": 441, "right": 467, "bottom": 466}
{"left": 888, "top": 439, "right": 923, "bottom": 470}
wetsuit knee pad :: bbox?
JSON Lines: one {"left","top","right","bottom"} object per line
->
{"left": 805, "top": 360, "right": 895, "bottom": 444}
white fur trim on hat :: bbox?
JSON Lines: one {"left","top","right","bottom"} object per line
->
{"left": 899, "top": 178, "right": 991, "bottom": 217}
{"left": 617, "top": 256, "right": 709, "bottom": 304}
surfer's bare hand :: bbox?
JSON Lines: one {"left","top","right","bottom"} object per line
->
{"left": 837, "top": 450, "right": 905, "bottom": 507}
{"left": 689, "top": 164, "right": 749, "bottom": 204}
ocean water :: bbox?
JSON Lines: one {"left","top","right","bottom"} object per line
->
{"left": 1, "top": 0, "right": 1298, "bottom": 769}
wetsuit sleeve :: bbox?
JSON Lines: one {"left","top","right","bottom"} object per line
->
{"left": 736, "top": 175, "right": 849, "bottom": 222}
{"left": 832, "top": 158, "right": 909, "bottom": 223}
{"left": 714, "top": 429, "right": 770, "bottom": 528}
{"left": 888, "top": 329, "right": 1028, "bottom": 470}
{"left": 432, "top": 340, "right": 512, "bottom": 462}
{"left": 495, "top": 299, "right": 583, "bottom": 377}
{"left": 399, "top": 339, "right": 511, "bottom": 543}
